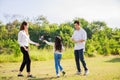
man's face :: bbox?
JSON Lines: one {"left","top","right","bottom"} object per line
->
{"left": 74, "top": 23, "right": 80, "bottom": 30}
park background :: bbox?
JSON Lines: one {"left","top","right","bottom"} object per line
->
{"left": 0, "top": 0, "right": 120, "bottom": 80}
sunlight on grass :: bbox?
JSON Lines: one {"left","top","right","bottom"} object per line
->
{"left": 0, "top": 56, "right": 120, "bottom": 80}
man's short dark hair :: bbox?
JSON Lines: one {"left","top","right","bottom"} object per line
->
{"left": 74, "top": 20, "right": 80, "bottom": 25}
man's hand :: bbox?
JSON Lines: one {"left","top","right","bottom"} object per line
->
{"left": 71, "top": 38, "right": 77, "bottom": 43}
{"left": 71, "top": 38, "right": 85, "bottom": 43}
{"left": 76, "top": 39, "right": 85, "bottom": 43}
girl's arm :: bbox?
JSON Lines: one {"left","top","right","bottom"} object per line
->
{"left": 43, "top": 40, "right": 54, "bottom": 46}
{"left": 61, "top": 46, "right": 65, "bottom": 52}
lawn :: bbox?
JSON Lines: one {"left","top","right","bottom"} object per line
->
{"left": 0, "top": 56, "right": 120, "bottom": 80}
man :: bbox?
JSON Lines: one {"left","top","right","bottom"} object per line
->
{"left": 71, "top": 20, "right": 89, "bottom": 75}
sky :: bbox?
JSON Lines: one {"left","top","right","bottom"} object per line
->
{"left": 0, "top": 0, "right": 120, "bottom": 28}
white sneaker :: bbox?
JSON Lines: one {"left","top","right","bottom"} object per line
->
{"left": 75, "top": 71, "right": 82, "bottom": 75}
{"left": 57, "top": 74, "right": 60, "bottom": 78}
{"left": 84, "top": 70, "right": 89, "bottom": 75}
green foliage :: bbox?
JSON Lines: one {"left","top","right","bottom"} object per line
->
{"left": 0, "top": 17, "right": 120, "bottom": 60}
{"left": 0, "top": 39, "right": 20, "bottom": 57}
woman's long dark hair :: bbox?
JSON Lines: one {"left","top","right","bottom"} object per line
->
{"left": 20, "top": 21, "right": 29, "bottom": 35}
{"left": 20, "top": 21, "right": 27, "bottom": 30}
{"left": 55, "top": 36, "right": 62, "bottom": 52}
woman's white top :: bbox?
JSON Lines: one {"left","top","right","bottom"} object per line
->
{"left": 18, "top": 30, "right": 37, "bottom": 47}
{"left": 44, "top": 40, "right": 64, "bottom": 54}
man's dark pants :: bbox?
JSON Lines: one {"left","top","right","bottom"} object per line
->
{"left": 74, "top": 49, "right": 88, "bottom": 72}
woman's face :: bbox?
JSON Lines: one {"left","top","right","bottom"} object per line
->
{"left": 24, "top": 24, "right": 28, "bottom": 30}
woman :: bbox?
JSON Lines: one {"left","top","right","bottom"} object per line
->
{"left": 18, "top": 21, "right": 39, "bottom": 77}
{"left": 43, "top": 36, "right": 66, "bottom": 78}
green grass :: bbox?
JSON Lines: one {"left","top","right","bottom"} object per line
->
{"left": 0, "top": 47, "right": 75, "bottom": 63}
{"left": 0, "top": 56, "right": 120, "bottom": 80}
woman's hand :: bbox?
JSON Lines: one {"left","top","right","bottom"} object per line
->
{"left": 35, "top": 43, "right": 40, "bottom": 46}
{"left": 23, "top": 47, "right": 29, "bottom": 51}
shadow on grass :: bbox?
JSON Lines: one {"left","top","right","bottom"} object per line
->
{"left": 1, "top": 76, "right": 58, "bottom": 80}
{"left": 105, "top": 57, "right": 120, "bottom": 63}
{"left": 1, "top": 76, "right": 13, "bottom": 80}
{"left": 28, "top": 76, "right": 57, "bottom": 80}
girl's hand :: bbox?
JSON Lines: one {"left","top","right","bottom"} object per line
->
{"left": 43, "top": 40, "right": 47, "bottom": 42}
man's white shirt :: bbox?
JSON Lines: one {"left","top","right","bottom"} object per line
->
{"left": 72, "top": 28, "right": 87, "bottom": 50}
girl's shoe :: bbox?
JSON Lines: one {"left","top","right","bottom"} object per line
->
{"left": 57, "top": 74, "right": 60, "bottom": 78}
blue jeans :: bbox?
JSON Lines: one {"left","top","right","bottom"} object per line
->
{"left": 74, "top": 49, "right": 88, "bottom": 72}
{"left": 54, "top": 53, "right": 63, "bottom": 75}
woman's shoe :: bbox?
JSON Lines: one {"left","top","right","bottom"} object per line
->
{"left": 17, "top": 74, "right": 24, "bottom": 77}
{"left": 27, "top": 74, "right": 35, "bottom": 78}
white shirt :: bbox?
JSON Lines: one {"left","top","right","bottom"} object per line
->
{"left": 18, "top": 30, "right": 37, "bottom": 47}
{"left": 45, "top": 41, "right": 64, "bottom": 54}
{"left": 71, "top": 28, "right": 87, "bottom": 50}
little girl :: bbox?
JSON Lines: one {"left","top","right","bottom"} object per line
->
{"left": 43, "top": 36, "right": 66, "bottom": 78}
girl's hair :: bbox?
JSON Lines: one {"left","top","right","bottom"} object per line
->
{"left": 55, "top": 36, "right": 62, "bottom": 52}
{"left": 20, "top": 21, "right": 29, "bottom": 35}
